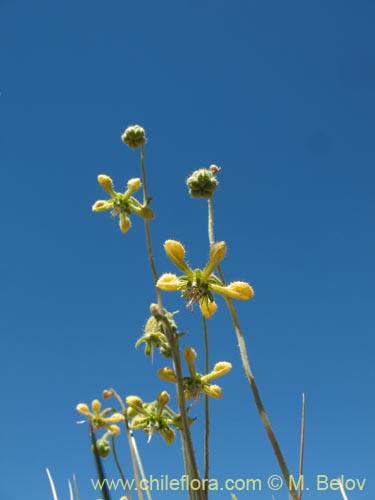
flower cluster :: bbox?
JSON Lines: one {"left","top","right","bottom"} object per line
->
{"left": 157, "top": 240, "right": 254, "bottom": 318}
{"left": 135, "top": 307, "right": 177, "bottom": 358}
{"left": 92, "top": 175, "right": 154, "bottom": 233}
{"left": 76, "top": 399, "right": 125, "bottom": 457}
{"left": 126, "top": 392, "right": 193, "bottom": 445}
{"left": 158, "top": 346, "right": 232, "bottom": 400}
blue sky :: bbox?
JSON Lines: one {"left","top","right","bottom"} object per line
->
{"left": 1, "top": 1, "right": 374, "bottom": 499}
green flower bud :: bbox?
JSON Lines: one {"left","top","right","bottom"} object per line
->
{"left": 121, "top": 125, "right": 146, "bottom": 149}
{"left": 92, "top": 438, "right": 110, "bottom": 457}
{"left": 186, "top": 168, "right": 218, "bottom": 198}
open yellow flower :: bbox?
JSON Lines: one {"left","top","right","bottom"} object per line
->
{"left": 156, "top": 240, "right": 254, "bottom": 318}
{"left": 76, "top": 399, "right": 124, "bottom": 431}
{"left": 92, "top": 175, "right": 154, "bottom": 234}
{"left": 158, "top": 346, "right": 232, "bottom": 400}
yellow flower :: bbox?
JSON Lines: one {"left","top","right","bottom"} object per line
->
{"left": 125, "top": 392, "right": 179, "bottom": 445}
{"left": 76, "top": 399, "right": 124, "bottom": 431}
{"left": 156, "top": 240, "right": 254, "bottom": 318}
{"left": 158, "top": 347, "right": 232, "bottom": 401}
{"left": 92, "top": 175, "right": 155, "bottom": 234}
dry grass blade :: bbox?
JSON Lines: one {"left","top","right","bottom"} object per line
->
{"left": 46, "top": 468, "right": 59, "bottom": 500}
{"left": 68, "top": 480, "right": 73, "bottom": 500}
{"left": 298, "top": 393, "right": 306, "bottom": 500}
{"left": 338, "top": 479, "right": 349, "bottom": 500}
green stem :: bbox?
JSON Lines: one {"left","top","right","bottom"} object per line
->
{"left": 111, "top": 435, "right": 132, "bottom": 500}
{"left": 73, "top": 474, "right": 80, "bottom": 500}
{"left": 138, "top": 144, "right": 204, "bottom": 499}
{"left": 90, "top": 425, "right": 112, "bottom": 500}
{"left": 156, "top": 315, "right": 205, "bottom": 500}
{"left": 220, "top": 284, "right": 298, "bottom": 500}
{"left": 208, "top": 197, "right": 215, "bottom": 247}
{"left": 203, "top": 316, "right": 210, "bottom": 487}
{"left": 207, "top": 197, "right": 298, "bottom": 500}
{"left": 140, "top": 145, "right": 163, "bottom": 309}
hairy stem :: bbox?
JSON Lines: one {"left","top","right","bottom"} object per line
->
{"left": 203, "top": 316, "right": 210, "bottom": 487}
{"left": 138, "top": 144, "right": 204, "bottom": 499}
{"left": 207, "top": 197, "right": 298, "bottom": 500}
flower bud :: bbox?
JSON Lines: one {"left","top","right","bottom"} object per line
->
{"left": 92, "top": 438, "right": 110, "bottom": 457}
{"left": 149, "top": 303, "right": 159, "bottom": 314}
{"left": 102, "top": 389, "right": 113, "bottom": 399}
{"left": 186, "top": 168, "right": 218, "bottom": 198}
{"left": 121, "top": 125, "right": 146, "bottom": 149}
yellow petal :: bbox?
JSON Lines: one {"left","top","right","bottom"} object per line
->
{"left": 76, "top": 403, "right": 90, "bottom": 416}
{"left": 157, "top": 391, "right": 170, "bottom": 405}
{"left": 91, "top": 399, "right": 102, "bottom": 413}
{"left": 126, "top": 396, "right": 144, "bottom": 410}
{"left": 199, "top": 298, "right": 218, "bottom": 319}
{"left": 183, "top": 346, "right": 197, "bottom": 377}
{"left": 203, "top": 384, "right": 222, "bottom": 398}
{"left": 211, "top": 281, "right": 254, "bottom": 300}
{"left": 156, "top": 273, "right": 181, "bottom": 291}
{"left": 164, "top": 240, "right": 193, "bottom": 276}
{"left": 127, "top": 178, "right": 141, "bottom": 192}
{"left": 107, "top": 425, "right": 121, "bottom": 435}
{"left": 161, "top": 426, "right": 175, "bottom": 445}
{"left": 92, "top": 200, "right": 111, "bottom": 212}
{"left": 201, "top": 361, "right": 232, "bottom": 382}
{"left": 98, "top": 175, "right": 116, "bottom": 196}
{"left": 201, "top": 241, "right": 227, "bottom": 280}
{"left": 158, "top": 367, "right": 177, "bottom": 383}
{"left": 106, "top": 412, "right": 124, "bottom": 423}
{"left": 119, "top": 213, "right": 131, "bottom": 233}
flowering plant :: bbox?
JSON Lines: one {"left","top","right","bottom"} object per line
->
{"left": 49, "top": 125, "right": 313, "bottom": 500}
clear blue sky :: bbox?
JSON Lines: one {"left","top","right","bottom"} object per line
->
{"left": 1, "top": 1, "right": 374, "bottom": 499}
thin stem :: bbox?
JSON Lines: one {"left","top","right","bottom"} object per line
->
{"left": 137, "top": 144, "right": 203, "bottom": 499}
{"left": 90, "top": 425, "right": 112, "bottom": 500}
{"left": 207, "top": 196, "right": 298, "bottom": 500}
{"left": 46, "top": 469, "right": 59, "bottom": 500}
{"left": 157, "top": 315, "right": 205, "bottom": 500}
{"left": 73, "top": 474, "right": 80, "bottom": 500}
{"left": 68, "top": 480, "right": 73, "bottom": 500}
{"left": 111, "top": 435, "right": 132, "bottom": 500}
{"left": 208, "top": 197, "right": 215, "bottom": 247}
{"left": 219, "top": 269, "right": 298, "bottom": 500}
{"left": 298, "top": 393, "right": 306, "bottom": 500}
{"left": 124, "top": 416, "right": 144, "bottom": 500}
{"left": 140, "top": 145, "right": 163, "bottom": 310}
{"left": 203, "top": 316, "right": 210, "bottom": 487}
